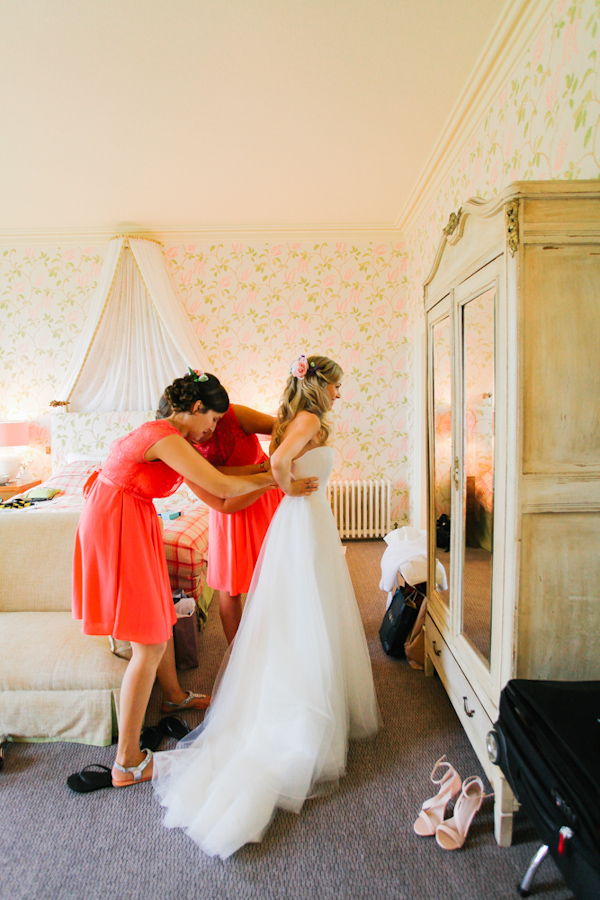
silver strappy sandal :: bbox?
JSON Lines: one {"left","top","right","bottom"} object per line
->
{"left": 160, "top": 690, "right": 210, "bottom": 713}
{"left": 112, "top": 748, "right": 153, "bottom": 787}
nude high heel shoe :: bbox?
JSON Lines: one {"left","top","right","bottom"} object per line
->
{"left": 413, "top": 755, "right": 462, "bottom": 836}
{"left": 435, "top": 775, "right": 488, "bottom": 850}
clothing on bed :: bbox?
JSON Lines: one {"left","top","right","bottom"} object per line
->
{"left": 72, "top": 420, "right": 183, "bottom": 644}
{"left": 195, "top": 406, "right": 282, "bottom": 595}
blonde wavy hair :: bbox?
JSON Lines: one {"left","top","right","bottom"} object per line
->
{"left": 272, "top": 355, "right": 343, "bottom": 448}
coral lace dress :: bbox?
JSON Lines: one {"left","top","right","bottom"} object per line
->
{"left": 196, "top": 406, "right": 282, "bottom": 595}
{"left": 72, "top": 420, "right": 183, "bottom": 645}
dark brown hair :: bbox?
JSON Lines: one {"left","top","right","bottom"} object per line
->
{"left": 158, "top": 372, "right": 229, "bottom": 417}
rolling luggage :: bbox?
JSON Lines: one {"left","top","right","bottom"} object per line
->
{"left": 487, "top": 680, "right": 600, "bottom": 899}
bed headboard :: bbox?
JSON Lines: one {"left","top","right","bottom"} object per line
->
{"left": 50, "top": 411, "right": 154, "bottom": 471}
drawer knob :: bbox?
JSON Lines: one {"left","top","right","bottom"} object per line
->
{"left": 463, "top": 696, "right": 475, "bottom": 718}
{"left": 432, "top": 641, "right": 442, "bottom": 657}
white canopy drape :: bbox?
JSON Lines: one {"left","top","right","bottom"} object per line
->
{"left": 55, "top": 236, "right": 210, "bottom": 412}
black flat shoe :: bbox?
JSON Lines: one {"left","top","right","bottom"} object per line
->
{"left": 160, "top": 715, "right": 190, "bottom": 740}
{"left": 67, "top": 764, "right": 113, "bottom": 793}
{"left": 140, "top": 715, "right": 190, "bottom": 751}
{"left": 139, "top": 725, "right": 164, "bottom": 752}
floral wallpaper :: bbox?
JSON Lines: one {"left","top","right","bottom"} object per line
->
{"left": 0, "top": 240, "right": 412, "bottom": 522}
{"left": 404, "top": 0, "right": 600, "bottom": 522}
{"left": 463, "top": 287, "right": 495, "bottom": 509}
{"left": 0, "top": 0, "right": 598, "bottom": 526}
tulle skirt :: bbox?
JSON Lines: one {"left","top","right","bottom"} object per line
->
{"left": 152, "top": 447, "right": 380, "bottom": 858}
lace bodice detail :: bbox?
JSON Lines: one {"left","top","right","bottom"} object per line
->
{"left": 101, "top": 420, "right": 184, "bottom": 499}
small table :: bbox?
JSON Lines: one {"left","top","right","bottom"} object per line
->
{"left": 0, "top": 479, "right": 42, "bottom": 500}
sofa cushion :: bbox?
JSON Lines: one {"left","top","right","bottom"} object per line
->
{"left": 0, "top": 510, "right": 80, "bottom": 612}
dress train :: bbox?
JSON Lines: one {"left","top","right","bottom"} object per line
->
{"left": 152, "top": 447, "right": 380, "bottom": 858}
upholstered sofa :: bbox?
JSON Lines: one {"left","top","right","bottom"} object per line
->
{"left": 0, "top": 510, "right": 127, "bottom": 746}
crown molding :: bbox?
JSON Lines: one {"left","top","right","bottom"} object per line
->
{"left": 423, "top": 179, "right": 600, "bottom": 293}
{"left": 0, "top": 222, "right": 403, "bottom": 247}
{"left": 395, "top": 0, "right": 555, "bottom": 235}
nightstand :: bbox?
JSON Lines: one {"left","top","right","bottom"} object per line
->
{"left": 0, "top": 479, "right": 42, "bottom": 500}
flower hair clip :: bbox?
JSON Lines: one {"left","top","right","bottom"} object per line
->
{"left": 188, "top": 366, "right": 208, "bottom": 383}
{"left": 290, "top": 354, "right": 319, "bottom": 380}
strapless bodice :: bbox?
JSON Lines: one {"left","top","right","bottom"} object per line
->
{"left": 291, "top": 446, "right": 334, "bottom": 492}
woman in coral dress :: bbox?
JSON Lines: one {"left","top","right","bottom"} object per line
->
{"left": 153, "top": 356, "right": 380, "bottom": 857}
{"left": 191, "top": 405, "right": 283, "bottom": 643}
{"left": 71, "top": 371, "right": 318, "bottom": 789}
{"left": 156, "top": 395, "right": 283, "bottom": 643}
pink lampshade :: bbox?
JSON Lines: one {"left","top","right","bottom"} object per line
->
{"left": 0, "top": 421, "right": 30, "bottom": 447}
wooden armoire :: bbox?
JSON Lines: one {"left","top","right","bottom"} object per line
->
{"left": 423, "top": 181, "right": 600, "bottom": 845}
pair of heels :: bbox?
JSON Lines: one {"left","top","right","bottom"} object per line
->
{"left": 413, "top": 756, "right": 488, "bottom": 850}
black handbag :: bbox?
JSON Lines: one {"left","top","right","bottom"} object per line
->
{"left": 379, "top": 586, "right": 418, "bottom": 659}
{"left": 436, "top": 514, "right": 451, "bottom": 551}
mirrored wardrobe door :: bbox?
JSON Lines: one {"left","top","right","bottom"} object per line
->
{"left": 459, "top": 285, "right": 496, "bottom": 666}
{"left": 430, "top": 309, "right": 452, "bottom": 608}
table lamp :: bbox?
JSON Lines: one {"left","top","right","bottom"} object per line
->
{"left": 0, "top": 421, "right": 30, "bottom": 481}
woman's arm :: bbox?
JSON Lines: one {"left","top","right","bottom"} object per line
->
{"left": 183, "top": 479, "right": 275, "bottom": 513}
{"left": 147, "top": 434, "right": 273, "bottom": 499}
{"left": 232, "top": 404, "right": 276, "bottom": 436}
{"left": 270, "top": 411, "right": 321, "bottom": 495}
{"left": 148, "top": 432, "right": 317, "bottom": 500}
{"left": 213, "top": 462, "right": 268, "bottom": 476}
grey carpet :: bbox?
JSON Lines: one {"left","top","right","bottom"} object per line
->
{"left": 0, "top": 541, "right": 571, "bottom": 900}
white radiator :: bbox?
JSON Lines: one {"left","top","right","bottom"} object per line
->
{"left": 326, "top": 479, "right": 391, "bottom": 539}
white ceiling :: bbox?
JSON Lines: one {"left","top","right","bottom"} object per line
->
{"left": 0, "top": 0, "right": 508, "bottom": 233}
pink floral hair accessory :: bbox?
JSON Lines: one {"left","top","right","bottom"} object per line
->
{"left": 290, "top": 355, "right": 309, "bottom": 379}
{"left": 188, "top": 366, "right": 208, "bottom": 383}
{"left": 290, "top": 354, "right": 319, "bottom": 380}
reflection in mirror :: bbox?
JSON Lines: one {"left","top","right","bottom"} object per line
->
{"left": 432, "top": 316, "right": 451, "bottom": 606}
{"left": 461, "top": 287, "right": 495, "bottom": 664}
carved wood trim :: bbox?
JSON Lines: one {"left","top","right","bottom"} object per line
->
{"left": 505, "top": 200, "right": 519, "bottom": 256}
{"left": 443, "top": 208, "right": 462, "bottom": 237}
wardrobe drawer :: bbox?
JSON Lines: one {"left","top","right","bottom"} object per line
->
{"left": 424, "top": 612, "right": 453, "bottom": 679}
{"left": 425, "top": 613, "right": 495, "bottom": 780}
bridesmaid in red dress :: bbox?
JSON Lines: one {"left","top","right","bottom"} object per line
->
{"left": 156, "top": 396, "right": 283, "bottom": 643}
{"left": 71, "top": 371, "right": 317, "bottom": 789}
{"left": 191, "top": 405, "right": 284, "bottom": 643}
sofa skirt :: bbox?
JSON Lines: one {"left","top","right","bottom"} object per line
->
{"left": 0, "top": 612, "right": 128, "bottom": 746}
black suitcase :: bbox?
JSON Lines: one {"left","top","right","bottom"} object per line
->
{"left": 487, "top": 680, "right": 600, "bottom": 899}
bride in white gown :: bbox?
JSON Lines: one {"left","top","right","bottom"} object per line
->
{"left": 152, "top": 355, "right": 381, "bottom": 858}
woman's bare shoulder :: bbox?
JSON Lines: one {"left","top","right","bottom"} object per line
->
{"left": 293, "top": 410, "right": 321, "bottom": 427}
{"left": 271, "top": 411, "right": 321, "bottom": 457}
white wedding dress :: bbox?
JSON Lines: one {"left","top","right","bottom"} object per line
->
{"left": 152, "top": 446, "right": 381, "bottom": 858}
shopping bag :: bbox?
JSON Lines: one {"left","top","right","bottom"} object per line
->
{"left": 404, "top": 597, "right": 427, "bottom": 670}
{"left": 172, "top": 590, "right": 199, "bottom": 669}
